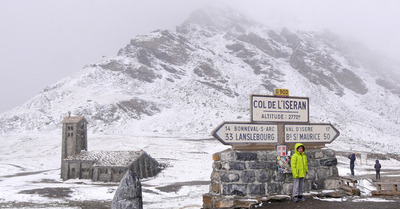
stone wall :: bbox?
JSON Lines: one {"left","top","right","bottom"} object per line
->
{"left": 92, "top": 166, "right": 127, "bottom": 182}
{"left": 128, "top": 152, "right": 160, "bottom": 179}
{"left": 203, "top": 148, "right": 339, "bottom": 208}
{"left": 61, "top": 161, "right": 94, "bottom": 180}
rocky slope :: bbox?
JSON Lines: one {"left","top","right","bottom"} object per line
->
{"left": 1, "top": 7, "right": 399, "bottom": 152}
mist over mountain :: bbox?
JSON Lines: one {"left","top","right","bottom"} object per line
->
{"left": 1, "top": 7, "right": 399, "bottom": 153}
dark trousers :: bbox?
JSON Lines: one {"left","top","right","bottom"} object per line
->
{"left": 350, "top": 164, "right": 354, "bottom": 176}
{"left": 376, "top": 171, "right": 380, "bottom": 180}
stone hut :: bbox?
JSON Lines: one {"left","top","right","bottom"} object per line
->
{"left": 61, "top": 150, "right": 160, "bottom": 182}
{"left": 60, "top": 114, "right": 160, "bottom": 182}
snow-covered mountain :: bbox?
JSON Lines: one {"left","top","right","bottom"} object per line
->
{"left": 1, "top": 7, "right": 400, "bottom": 153}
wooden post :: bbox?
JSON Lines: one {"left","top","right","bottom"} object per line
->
{"left": 352, "top": 182, "right": 357, "bottom": 189}
{"left": 278, "top": 123, "right": 285, "bottom": 145}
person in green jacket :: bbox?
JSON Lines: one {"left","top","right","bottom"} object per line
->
{"left": 291, "top": 143, "right": 308, "bottom": 203}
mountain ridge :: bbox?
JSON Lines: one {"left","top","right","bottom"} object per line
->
{"left": 1, "top": 7, "right": 399, "bottom": 153}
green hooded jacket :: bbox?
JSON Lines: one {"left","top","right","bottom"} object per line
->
{"left": 291, "top": 143, "right": 308, "bottom": 178}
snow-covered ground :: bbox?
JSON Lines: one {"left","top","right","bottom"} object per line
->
{"left": 0, "top": 134, "right": 227, "bottom": 208}
{"left": 1, "top": 133, "right": 400, "bottom": 208}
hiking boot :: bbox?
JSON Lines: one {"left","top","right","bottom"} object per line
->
{"left": 293, "top": 197, "right": 299, "bottom": 203}
{"left": 300, "top": 197, "right": 306, "bottom": 201}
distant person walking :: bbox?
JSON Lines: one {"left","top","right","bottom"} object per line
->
{"left": 291, "top": 143, "right": 308, "bottom": 203}
{"left": 374, "top": 159, "right": 381, "bottom": 180}
{"left": 348, "top": 153, "right": 356, "bottom": 176}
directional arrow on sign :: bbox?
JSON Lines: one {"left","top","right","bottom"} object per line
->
{"left": 212, "top": 122, "right": 278, "bottom": 145}
{"left": 284, "top": 123, "right": 340, "bottom": 143}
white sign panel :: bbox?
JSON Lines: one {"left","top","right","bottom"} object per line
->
{"left": 212, "top": 122, "right": 278, "bottom": 145}
{"left": 284, "top": 123, "right": 340, "bottom": 143}
{"left": 361, "top": 153, "right": 368, "bottom": 165}
{"left": 251, "top": 95, "right": 309, "bottom": 123}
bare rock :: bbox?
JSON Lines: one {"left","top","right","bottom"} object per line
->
{"left": 111, "top": 170, "right": 142, "bottom": 209}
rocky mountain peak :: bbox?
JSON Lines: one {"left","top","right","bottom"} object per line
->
{"left": 1, "top": 7, "right": 400, "bottom": 153}
{"left": 177, "top": 6, "right": 257, "bottom": 36}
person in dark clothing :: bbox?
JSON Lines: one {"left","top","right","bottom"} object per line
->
{"left": 348, "top": 153, "right": 356, "bottom": 176}
{"left": 374, "top": 160, "right": 381, "bottom": 180}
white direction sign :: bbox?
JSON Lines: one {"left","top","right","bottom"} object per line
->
{"left": 212, "top": 122, "right": 278, "bottom": 145}
{"left": 284, "top": 123, "right": 340, "bottom": 143}
{"left": 251, "top": 95, "right": 309, "bottom": 123}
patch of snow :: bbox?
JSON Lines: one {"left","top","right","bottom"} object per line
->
{"left": 313, "top": 196, "right": 348, "bottom": 202}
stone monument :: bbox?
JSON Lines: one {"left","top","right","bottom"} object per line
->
{"left": 203, "top": 90, "right": 341, "bottom": 208}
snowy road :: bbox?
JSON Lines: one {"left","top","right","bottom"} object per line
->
{"left": 1, "top": 134, "right": 400, "bottom": 208}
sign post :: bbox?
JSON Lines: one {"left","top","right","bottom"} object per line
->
{"left": 212, "top": 122, "right": 278, "bottom": 146}
{"left": 274, "top": 88, "right": 289, "bottom": 97}
{"left": 251, "top": 95, "right": 309, "bottom": 123}
{"left": 284, "top": 123, "right": 340, "bottom": 143}
{"left": 284, "top": 123, "right": 340, "bottom": 149}
{"left": 212, "top": 92, "right": 340, "bottom": 151}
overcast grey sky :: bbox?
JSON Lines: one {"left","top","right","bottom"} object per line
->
{"left": 1, "top": 0, "right": 399, "bottom": 113}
